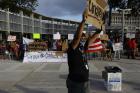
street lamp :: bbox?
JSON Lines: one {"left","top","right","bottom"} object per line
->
{"left": 117, "top": 8, "right": 132, "bottom": 48}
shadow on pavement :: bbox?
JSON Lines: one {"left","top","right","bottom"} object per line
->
{"left": 15, "top": 85, "right": 48, "bottom": 93}
{"left": 123, "top": 80, "right": 140, "bottom": 91}
{"left": 0, "top": 90, "right": 9, "bottom": 93}
{"left": 89, "top": 73, "right": 106, "bottom": 91}
{"left": 59, "top": 74, "right": 67, "bottom": 80}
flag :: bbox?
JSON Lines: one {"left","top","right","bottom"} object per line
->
{"left": 86, "top": 38, "right": 103, "bottom": 52}
{"left": 23, "top": 37, "right": 34, "bottom": 45}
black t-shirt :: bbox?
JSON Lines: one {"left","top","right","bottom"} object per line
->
{"left": 67, "top": 42, "right": 89, "bottom": 82}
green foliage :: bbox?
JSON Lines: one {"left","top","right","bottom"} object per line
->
{"left": 0, "top": 0, "right": 38, "bottom": 11}
{"left": 108, "top": 0, "right": 140, "bottom": 15}
{"left": 127, "top": 0, "right": 140, "bottom": 15}
{"left": 108, "top": 0, "right": 123, "bottom": 8}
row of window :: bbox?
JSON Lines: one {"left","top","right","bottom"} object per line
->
{"left": 10, "top": 14, "right": 21, "bottom": 24}
{"left": 112, "top": 16, "right": 140, "bottom": 21}
{"left": 0, "top": 22, "right": 7, "bottom": 30}
{"left": 0, "top": 11, "right": 7, "bottom": 21}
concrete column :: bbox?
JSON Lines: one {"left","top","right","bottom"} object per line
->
{"left": 20, "top": 11, "right": 23, "bottom": 34}
{"left": 31, "top": 13, "right": 34, "bottom": 33}
{"left": 6, "top": 8, "right": 10, "bottom": 34}
{"left": 52, "top": 19, "right": 54, "bottom": 35}
{"left": 122, "top": 10, "right": 125, "bottom": 45}
{"left": 39, "top": 16, "right": 42, "bottom": 34}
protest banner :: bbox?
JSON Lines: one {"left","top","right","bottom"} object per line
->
{"left": 7, "top": 35, "right": 16, "bottom": 41}
{"left": 68, "top": 34, "right": 74, "bottom": 40}
{"left": 113, "top": 42, "right": 123, "bottom": 51}
{"left": 23, "top": 51, "right": 67, "bottom": 63}
{"left": 53, "top": 32, "right": 61, "bottom": 40}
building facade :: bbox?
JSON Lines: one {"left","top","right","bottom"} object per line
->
{"left": 111, "top": 11, "right": 140, "bottom": 32}
{"left": 106, "top": 10, "right": 140, "bottom": 49}
{"left": 0, "top": 9, "right": 87, "bottom": 41}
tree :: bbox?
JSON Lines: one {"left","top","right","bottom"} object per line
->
{"left": 127, "top": 0, "right": 140, "bottom": 16}
{"left": 0, "top": 0, "right": 38, "bottom": 11}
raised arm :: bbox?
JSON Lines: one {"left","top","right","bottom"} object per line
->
{"left": 71, "top": 13, "right": 86, "bottom": 49}
{"left": 86, "top": 29, "right": 102, "bottom": 48}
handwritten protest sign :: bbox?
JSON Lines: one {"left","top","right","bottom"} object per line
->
{"left": 7, "top": 35, "right": 16, "bottom": 41}
{"left": 53, "top": 32, "right": 61, "bottom": 40}
{"left": 86, "top": 0, "right": 108, "bottom": 29}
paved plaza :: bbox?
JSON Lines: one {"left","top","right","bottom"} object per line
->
{"left": 0, "top": 59, "right": 140, "bottom": 93}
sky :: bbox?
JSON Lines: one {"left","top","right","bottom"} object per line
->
{"left": 36, "top": 0, "right": 87, "bottom": 22}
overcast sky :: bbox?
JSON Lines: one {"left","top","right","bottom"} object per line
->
{"left": 36, "top": 0, "right": 86, "bottom": 21}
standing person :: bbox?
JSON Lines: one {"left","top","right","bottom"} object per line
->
{"left": 126, "top": 38, "right": 132, "bottom": 59}
{"left": 62, "top": 38, "right": 68, "bottom": 52}
{"left": 131, "top": 38, "right": 137, "bottom": 59}
{"left": 66, "top": 13, "right": 101, "bottom": 93}
{"left": 56, "top": 39, "right": 62, "bottom": 51}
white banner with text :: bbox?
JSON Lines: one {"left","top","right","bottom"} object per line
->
{"left": 23, "top": 51, "right": 67, "bottom": 63}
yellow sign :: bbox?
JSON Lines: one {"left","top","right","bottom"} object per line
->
{"left": 86, "top": 0, "right": 108, "bottom": 29}
{"left": 33, "top": 33, "right": 40, "bottom": 39}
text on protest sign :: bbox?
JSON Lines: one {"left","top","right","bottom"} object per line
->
{"left": 86, "top": 0, "right": 108, "bottom": 29}
{"left": 68, "top": 34, "right": 74, "bottom": 40}
{"left": 53, "top": 32, "right": 61, "bottom": 40}
{"left": 23, "top": 51, "right": 67, "bottom": 63}
{"left": 7, "top": 35, "right": 16, "bottom": 41}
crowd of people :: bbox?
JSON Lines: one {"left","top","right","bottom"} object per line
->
{"left": 0, "top": 38, "right": 69, "bottom": 60}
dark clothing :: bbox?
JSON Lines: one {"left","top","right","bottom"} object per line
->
{"left": 66, "top": 78, "right": 90, "bottom": 93}
{"left": 67, "top": 42, "right": 89, "bottom": 93}
{"left": 67, "top": 43, "right": 89, "bottom": 83}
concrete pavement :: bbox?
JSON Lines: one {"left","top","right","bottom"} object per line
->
{"left": 0, "top": 59, "right": 140, "bottom": 93}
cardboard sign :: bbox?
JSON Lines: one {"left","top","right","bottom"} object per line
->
{"left": 86, "top": 0, "right": 108, "bottom": 29}
{"left": 7, "top": 35, "right": 16, "bottom": 41}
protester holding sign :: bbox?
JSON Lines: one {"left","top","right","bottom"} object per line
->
{"left": 66, "top": 10, "right": 102, "bottom": 93}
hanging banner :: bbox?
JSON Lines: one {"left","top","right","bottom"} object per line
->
{"left": 86, "top": 0, "right": 108, "bottom": 29}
